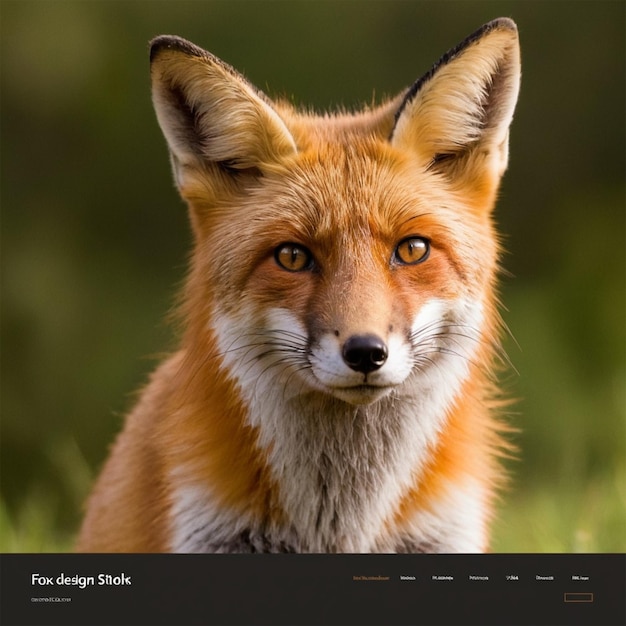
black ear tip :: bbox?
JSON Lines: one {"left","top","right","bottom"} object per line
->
{"left": 484, "top": 17, "right": 518, "bottom": 34}
{"left": 460, "top": 18, "right": 517, "bottom": 49}
{"left": 149, "top": 35, "right": 207, "bottom": 63}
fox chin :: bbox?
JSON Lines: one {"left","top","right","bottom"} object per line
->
{"left": 77, "top": 18, "right": 520, "bottom": 554}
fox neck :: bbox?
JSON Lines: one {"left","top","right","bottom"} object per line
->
{"left": 247, "top": 388, "right": 449, "bottom": 552}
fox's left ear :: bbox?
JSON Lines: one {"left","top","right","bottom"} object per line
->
{"left": 391, "top": 18, "right": 520, "bottom": 205}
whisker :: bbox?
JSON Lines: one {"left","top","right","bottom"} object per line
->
{"left": 408, "top": 317, "right": 491, "bottom": 378}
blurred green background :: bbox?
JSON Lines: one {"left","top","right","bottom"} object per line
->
{"left": 1, "top": 0, "right": 624, "bottom": 552}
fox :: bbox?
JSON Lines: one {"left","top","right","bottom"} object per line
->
{"left": 76, "top": 18, "right": 521, "bottom": 553}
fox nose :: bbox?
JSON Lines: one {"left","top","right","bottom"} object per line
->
{"left": 342, "top": 334, "right": 388, "bottom": 374}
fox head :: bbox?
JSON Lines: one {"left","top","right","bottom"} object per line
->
{"left": 150, "top": 19, "right": 520, "bottom": 410}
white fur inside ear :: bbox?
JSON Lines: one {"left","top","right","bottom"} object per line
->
{"left": 150, "top": 44, "right": 297, "bottom": 189}
{"left": 391, "top": 25, "right": 520, "bottom": 169}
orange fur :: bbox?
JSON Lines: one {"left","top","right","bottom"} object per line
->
{"left": 77, "top": 19, "right": 520, "bottom": 553}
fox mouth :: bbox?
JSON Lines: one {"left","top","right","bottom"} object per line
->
{"left": 328, "top": 383, "right": 396, "bottom": 405}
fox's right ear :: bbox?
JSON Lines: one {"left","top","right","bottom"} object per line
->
{"left": 150, "top": 36, "right": 296, "bottom": 192}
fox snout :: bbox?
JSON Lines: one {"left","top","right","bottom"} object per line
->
{"left": 305, "top": 317, "right": 416, "bottom": 405}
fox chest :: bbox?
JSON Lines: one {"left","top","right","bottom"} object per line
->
{"left": 167, "top": 484, "right": 445, "bottom": 553}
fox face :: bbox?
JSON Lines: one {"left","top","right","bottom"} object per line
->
{"left": 208, "top": 143, "right": 493, "bottom": 411}
{"left": 76, "top": 19, "right": 520, "bottom": 554}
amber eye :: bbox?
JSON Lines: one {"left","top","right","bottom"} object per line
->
{"left": 394, "top": 237, "right": 430, "bottom": 265}
{"left": 274, "top": 243, "right": 313, "bottom": 272}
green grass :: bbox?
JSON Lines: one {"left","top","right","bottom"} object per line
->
{"left": 492, "top": 463, "right": 626, "bottom": 553}
{"left": 1, "top": 492, "right": 75, "bottom": 553}
{"left": 0, "top": 436, "right": 92, "bottom": 553}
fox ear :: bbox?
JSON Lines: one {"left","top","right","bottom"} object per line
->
{"left": 150, "top": 36, "right": 296, "bottom": 190}
{"left": 391, "top": 18, "right": 520, "bottom": 202}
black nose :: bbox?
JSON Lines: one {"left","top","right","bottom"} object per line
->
{"left": 342, "top": 334, "right": 388, "bottom": 374}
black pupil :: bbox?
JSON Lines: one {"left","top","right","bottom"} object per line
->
{"left": 277, "top": 244, "right": 309, "bottom": 270}
{"left": 397, "top": 237, "right": 428, "bottom": 264}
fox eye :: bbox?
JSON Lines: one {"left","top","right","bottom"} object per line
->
{"left": 394, "top": 237, "right": 430, "bottom": 265}
{"left": 275, "top": 243, "right": 313, "bottom": 272}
